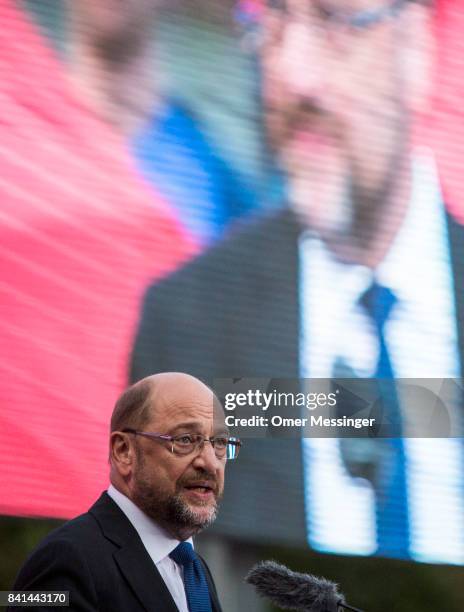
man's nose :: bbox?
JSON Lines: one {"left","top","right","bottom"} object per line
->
{"left": 278, "top": 22, "right": 332, "bottom": 99}
{"left": 192, "top": 439, "right": 221, "bottom": 471}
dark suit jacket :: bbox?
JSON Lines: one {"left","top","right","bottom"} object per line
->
{"left": 130, "top": 207, "right": 464, "bottom": 547}
{"left": 10, "top": 492, "right": 222, "bottom": 612}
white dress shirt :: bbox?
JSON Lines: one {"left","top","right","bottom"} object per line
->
{"left": 299, "top": 152, "right": 464, "bottom": 563}
{"left": 107, "top": 485, "right": 191, "bottom": 612}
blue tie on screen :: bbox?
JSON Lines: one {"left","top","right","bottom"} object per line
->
{"left": 360, "top": 281, "right": 410, "bottom": 558}
{"left": 170, "top": 542, "right": 213, "bottom": 612}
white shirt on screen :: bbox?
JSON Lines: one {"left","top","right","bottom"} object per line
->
{"left": 299, "top": 152, "right": 464, "bottom": 564}
{"left": 107, "top": 484, "right": 190, "bottom": 612}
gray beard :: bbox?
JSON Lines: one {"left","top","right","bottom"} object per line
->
{"left": 164, "top": 493, "right": 219, "bottom": 534}
{"left": 132, "top": 470, "right": 220, "bottom": 538}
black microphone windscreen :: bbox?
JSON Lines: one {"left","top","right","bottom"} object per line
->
{"left": 245, "top": 560, "right": 344, "bottom": 612}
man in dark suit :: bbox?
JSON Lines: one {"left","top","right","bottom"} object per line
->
{"left": 10, "top": 373, "right": 237, "bottom": 611}
{"left": 131, "top": 0, "right": 464, "bottom": 564}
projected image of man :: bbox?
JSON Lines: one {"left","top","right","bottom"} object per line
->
{"left": 131, "top": 0, "right": 464, "bottom": 564}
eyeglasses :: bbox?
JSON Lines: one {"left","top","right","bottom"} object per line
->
{"left": 237, "top": 0, "right": 407, "bottom": 50}
{"left": 279, "top": 0, "right": 407, "bottom": 29}
{"left": 122, "top": 428, "right": 242, "bottom": 460}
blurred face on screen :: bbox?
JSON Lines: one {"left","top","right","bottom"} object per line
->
{"left": 260, "top": 0, "right": 432, "bottom": 246}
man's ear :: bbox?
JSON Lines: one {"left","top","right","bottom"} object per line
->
{"left": 401, "top": 2, "right": 436, "bottom": 114}
{"left": 110, "top": 432, "right": 134, "bottom": 477}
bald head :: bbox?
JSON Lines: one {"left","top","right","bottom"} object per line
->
{"left": 110, "top": 373, "right": 217, "bottom": 435}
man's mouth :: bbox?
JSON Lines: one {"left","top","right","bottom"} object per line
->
{"left": 292, "top": 129, "right": 334, "bottom": 145}
{"left": 182, "top": 482, "right": 216, "bottom": 500}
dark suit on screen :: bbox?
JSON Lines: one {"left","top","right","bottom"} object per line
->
{"left": 130, "top": 207, "right": 464, "bottom": 549}
{"left": 10, "top": 492, "right": 222, "bottom": 612}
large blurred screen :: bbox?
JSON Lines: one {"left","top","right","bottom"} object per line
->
{"left": 1, "top": 0, "right": 464, "bottom": 566}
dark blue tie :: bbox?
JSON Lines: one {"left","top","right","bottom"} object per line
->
{"left": 360, "top": 281, "right": 410, "bottom": 558}
{"left": 170, "top": 542, "right": 213, "bottom": 612}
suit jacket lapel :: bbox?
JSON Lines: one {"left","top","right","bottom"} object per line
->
{"left": 225, "top": 208, "right": 301, "bottom": 378}
{"left": 199, "top": 557, "right": 222, "bottom": 612}
{"left": 89, "top": 493, "right": 179, "bottom": 612}
{"left": 209, "top": 209, "right": 308, "bottom": 545}
{"left": 113, "top": 541, "right": 179, "bottom": 612}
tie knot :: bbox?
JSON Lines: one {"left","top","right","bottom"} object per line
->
{"left": 360, "top": 281, "right": 397, "bottom": 330}
{"left": 169, "top": 542, "right": 196, "bottom": 566}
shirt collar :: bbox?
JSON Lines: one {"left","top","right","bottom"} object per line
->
{"left": 107, "top": 484, "right": 193, "bottom": 565}
{"left": 301, "top": 150, "right": 447, "bottom": 306}
{"left": 376, "top": 150, "right": 446, "bottom": 304}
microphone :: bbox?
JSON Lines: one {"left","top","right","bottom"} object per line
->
{"left": 245, "top": 560, "right": 364, "bottom": 612}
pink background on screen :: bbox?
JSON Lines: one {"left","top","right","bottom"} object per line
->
{"left": 429, "top": 0, "right": 464, "bottom": 221}
{"left": 0, "top": 0, "right": 195, "bottom": 519}
{"left": 0, "top": 0, "right": 463, "bottom": 519}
